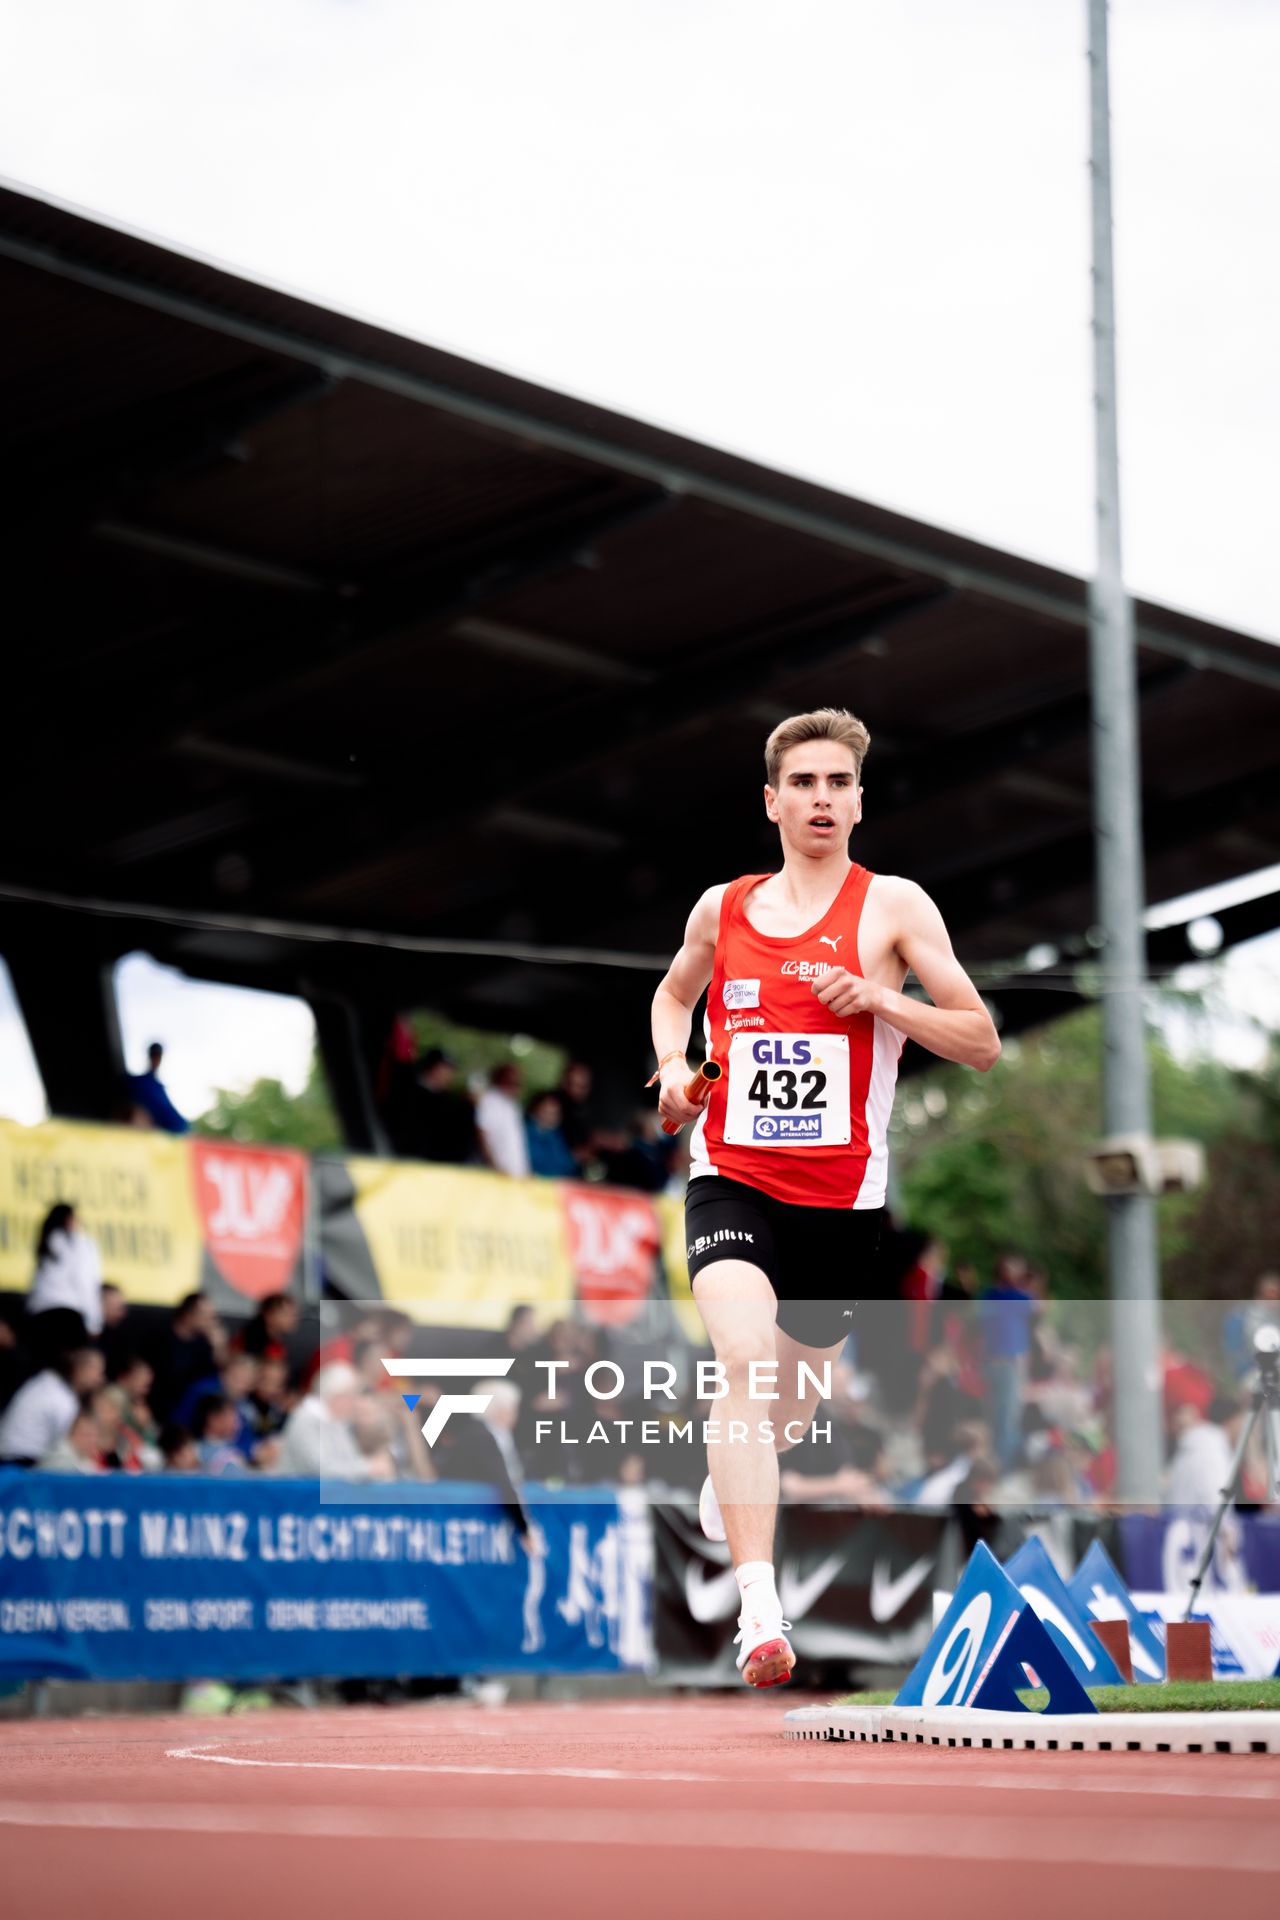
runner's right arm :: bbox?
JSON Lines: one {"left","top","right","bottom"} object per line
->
{"left": 651, "top": 884, "right": 725, "bottom": 1129}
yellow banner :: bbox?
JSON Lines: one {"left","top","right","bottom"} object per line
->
{"left": 344, "top": 1157, "right": 573, "bottom": 1325}
{"left": 0, "top": 1118, "right": 203, "bottom": 1305}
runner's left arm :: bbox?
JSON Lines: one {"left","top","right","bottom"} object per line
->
{"left": 811, "top": 880, "right": 1000, "bottom": 1070}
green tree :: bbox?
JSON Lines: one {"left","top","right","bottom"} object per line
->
{"left": 893, "top": 997, "right": 1276, "bottom": 1299}
{"left": 195, "top": 1051, "right": 343, "bottom": 1152}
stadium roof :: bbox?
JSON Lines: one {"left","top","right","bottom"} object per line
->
{"left": 1, "top": 180, "right": 1278, "bottom": 1140}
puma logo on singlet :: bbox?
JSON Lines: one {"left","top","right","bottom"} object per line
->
{"left": 818, "top": 934, "right": 842, "bottom": 953}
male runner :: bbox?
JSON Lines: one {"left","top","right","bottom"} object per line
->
{"left": 651, "top": 708, "right": 1000, "bottom": 1686}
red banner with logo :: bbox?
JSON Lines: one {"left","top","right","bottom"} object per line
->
{"left": 191, "top": 1140, "right": 308, "bottom": 1302}
{"left": 560, "top": 1183, "right": 662, "bottom": 1326}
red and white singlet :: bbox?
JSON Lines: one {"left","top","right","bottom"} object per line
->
{"left": 688, "top": 864, "right": 904, "bottom": 1209}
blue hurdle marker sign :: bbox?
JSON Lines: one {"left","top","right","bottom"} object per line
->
{"left": 894, "top": 1540, "right": 1096, "bottom": 1714}
{"left": 1067, "top": 1539, "right": 1165, "bottom": 1684}
{"left": 1003, "top": 1536, "right": 1125, "bottom": 1688}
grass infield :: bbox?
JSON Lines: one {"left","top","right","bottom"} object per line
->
{"left": 837, "top": 1679, "right": 1280, "bottom": 1713}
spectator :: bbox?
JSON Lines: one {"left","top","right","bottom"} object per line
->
{"left": 0, "top": 1348, "right": 104, "bottom": 1465}
{"left": 176, "top": 1354, "right": 259, "bottom": 1457}
{"left": 126, "top": 1042, "right": 189, "bottom": 1134}
{"left": 242, "top": 1353, "right": 291, "bottom": 1447}
{"left": 192, "top": 1393, "right": 249, "bottom": 1474}
{"left": 780, "top": 1419, "right": 893, "bottom": 1505}
{"left": 90, "top": 1383, "right": 130, "bottom": 1470}
{"left": 97, "top": 1282, "right": 133, "bottom": 1375}
{"left": 306, "top": 1306, "right": 412, "bottom": 1389}
{"left": 238, "top": 1293, "right": 301, "bottom": 1368}
{"left": 25, "top": 1203, "right": 104, "bottom": 1357}
{"left": 150, "top": 1292, "right": 222, "bottom": 1421}
{"left": 38, "top": 1403, "right": 103, "bottom": 1475}
{"left": 392, "top": 1047, "right": 477, "bottom": 1165}
{"left": 1224, "top": 1273, "right": 1280, "bottom": 1382}
{"left": 556, "top": 1060, "right": 596, "bottom": 1166}
{"left": 158, "top": 1421, "right": 200, "bottom": 1472}
{"left": 979, "top": 1253, "right": 1035, "bottom": 1472}
{"left": 597, "top": 1110, "right": 678, "bottom": 1193}
{"left": 476, "top": 1064, "right": 529, "bottom": 1178}
{"left": 106, "top": 1354, "right": 159, "bottom": 1469}
{"left": 525, "top": 1091, "right": 578, "bottom": 1179}
{"left": 273, "top": 1363, "right": 394, "bottom": 1481}
{"left": 1166, "top": 1395, "right": 1236, "bottom": 1508}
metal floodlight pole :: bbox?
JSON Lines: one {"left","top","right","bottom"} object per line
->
{"left": 1087, "top": 0, "right": 1164, "bottom": 1503}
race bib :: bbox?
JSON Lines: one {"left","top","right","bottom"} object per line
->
{"left": 722, "top": 1032, "right": 850, "bottom": 1147}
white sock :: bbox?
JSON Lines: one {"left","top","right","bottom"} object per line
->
{"left": 735, "top": 1560, "right": 777, "bottom": 1611}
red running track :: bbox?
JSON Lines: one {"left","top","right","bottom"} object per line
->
{"left": 2, "top": 1694, "right": 1279, "bottom": 1920}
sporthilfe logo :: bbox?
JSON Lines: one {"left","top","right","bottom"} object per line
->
{"left": 381, "top": 1357, "right": 515, "bottom": 1446}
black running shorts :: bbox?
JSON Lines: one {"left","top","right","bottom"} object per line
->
{"left": 684, "top": 1172, "right": 887, "bottom": 1349}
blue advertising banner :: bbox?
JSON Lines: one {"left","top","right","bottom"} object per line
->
{"left": 0, "top": 1472, "right": 647, "bottom": 1682}
{"left": 1119, "top": 1512, "right": 1280, "bottom": 1596}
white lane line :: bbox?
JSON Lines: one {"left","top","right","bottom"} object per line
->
{"left": 164, "top": 1741, "right": 1280, "bottom": 1802}
{"left": 0, "top": 1800, "right": 1275, "bottom": 1871}
{"left": 165, "top": 1742, "right": 715, "bottom": 1784}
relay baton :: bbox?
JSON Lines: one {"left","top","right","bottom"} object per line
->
{"left": 647, "top": 1058, "right": 722, "bottom": 1135}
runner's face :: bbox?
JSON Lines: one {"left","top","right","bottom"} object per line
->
{"left": 765, "top": 742, "right": 861, "bottom": 854}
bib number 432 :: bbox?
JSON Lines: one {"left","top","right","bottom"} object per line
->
{"left": 723, "top": 1032, "right": 850, "bottom": 1147}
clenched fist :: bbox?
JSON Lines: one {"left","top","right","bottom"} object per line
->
{"left": 810, "top": 968, "right": 885, "bottom": 1020}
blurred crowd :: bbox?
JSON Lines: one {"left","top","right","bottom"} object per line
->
{"left": 381, "top": 1041, "right": 681, "bottom": 1192}
{"left": 2, "top": 1201, "right": 1277, "bottom": 1517}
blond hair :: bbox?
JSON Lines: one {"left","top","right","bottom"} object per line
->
{"left": 764, "top": 708, "right": 870, "bottom": 789}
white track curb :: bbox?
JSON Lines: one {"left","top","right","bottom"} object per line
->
{"left": 881, "top": 1705, "right": 1280, "bottom": 1754}
{"left": 783, "top": 1705, "right": 886, "bottom": 1742}
{"left": 785, "top": 1703, "right": 1280, "bottom": 1753}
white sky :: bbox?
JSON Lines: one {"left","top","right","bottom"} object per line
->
{"left": 0, "top": 0, "right": 1276, "bottom": 1122}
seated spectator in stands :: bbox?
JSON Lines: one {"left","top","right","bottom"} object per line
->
{"left": 97, "top": 1281, "right": 132, "bottom": 1370}
{"left": 897, "top": 1416, "right": 994, "bottom": 1506}
{"left": 476, "top": 1063, "right": 529, "bottom": 1177}
{"left": 392, "top": 1047, "right": 477, "bottom": 1164}
{"left": 25, "top": 1203, "right": 104, "bottom": 1358}
{"left": 273, "top": 1363, "right": 395, "bottom": 1481}
{"left": 780, "top": 1419, "right": 893, "bottom": 1506}
{"left": 149, "top": 1291, "right": 223, "bottom": 1422}
{"left": 238, "top": 1293, "right": 301, "bottom": 1369}
{"left": 105, "top": 1355, "right": 158, "bottom": 1470}
{"left": 598, "top": 1108, "right": 678, "bottom": 1193}
{"left": 176, "top": 1354, "right": 259, "bottom": 1458}
{"left": 192, "top": 1393, "right": 250, "bottom": 1474}
{"left": 242, "top": 1353, "right": 291, "bottom": 1447}
{"left": 89, "top": 1382, "right": 132, "bottom": 1470}
{"left": 158, "top": 1422, "right": 200, "bottom": 1472}
{"left": 38, "top": 1403, "right": 104, "bottom": 1475}
{"left": 126, "top": 1041, "right": 189, "bottom": 1134}
{"left": 0, "top": 1347, "right": 104, "bottom": 1465}
{"left": 306, "top": 1306, "right": 412, "bottom": 1390}
{"left": 556, "top": 1060, "right": 596, "bottom": 1168}
{"left": 525, "top": 1091, "right": 578, "bottom": 1179}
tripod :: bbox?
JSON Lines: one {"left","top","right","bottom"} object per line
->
{"left": 1183, "top": 1331, "right": 1280, "bottom": 1621}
